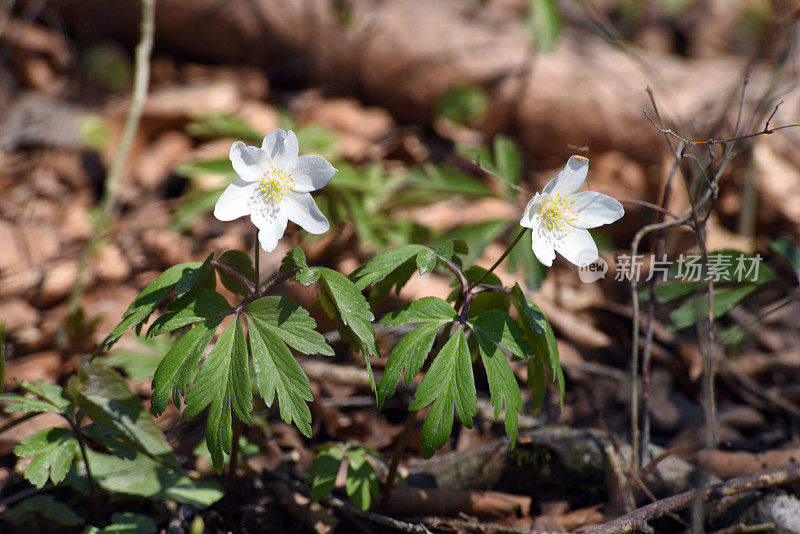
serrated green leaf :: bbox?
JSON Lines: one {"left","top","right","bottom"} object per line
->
{"left": 70, "top": 359, "right": 174, "bottom": 461}
{"left": 216, "top": 250, "right": 255, "bottom": 296}
{"left": 527, "top": 355, "right": 547, "bottom": 414}
{"left": 353, "top": 245, "right": 430, "bottom": 290}
{"left": 379, "top": 297, "right": 458, "bottom": 327}
{"left": 175, "top": 254, "right": 214, "bottom": 297}
{"left": 307, "top": 445, "right": 344, "bottom": 501}
{"left": 15, "top": 495, "right": 83, "bottom": 526}
{"left": 70, "top": 449, "right": 222, "bottom": 508}
{"left": 147, "top": 289, "right": 232, "bottom": 337}
{"left": 184, "top": 318, "right": 251, "bottom": 470}
{"left": 416, "top": 248, "right": 437, "bottom": 275}
{"left": 151, "top": 320, "right": 219, "bottom": 415}
{"left": 345, "top": 448, "right": 379, "bottom": 510}
{"left": 245, "top": 296, "right": 333, "bottom": 356}
{"left": 1, "top": 395, "right": 62, "bottom": 414}
{"left": 318, "top": 268, "right": 377, "bottom": 390}
{"left": 434, "top": 241, "right": 455, "bottom": 262}
{"left": 15, "top": 427, "right": 77, "bottom": 488}
{"left": 246, "top": 316, "right": 313, "bottom": 437}
{"left": 669, "top": 285, "right": 759, "bottom": 329}
{"left": 477, "top": 337, "right": 522, "bottom": 445}
{"left": 409, "top": 326, "right": 476, "bottom": 458}
{"left": 85, "top": 512, "right": 157, "bottom": 534}
{"left": 101, "top": 262, "right": 205, "bottom": 349}
{"left": 510, "top": 284, "right": 563, "bottom": 402}
{"left": 377, "top": 322, "right": 441, "bottom": 408}
{"left": 471, "top": 310, "right": 534, "bottom": 360}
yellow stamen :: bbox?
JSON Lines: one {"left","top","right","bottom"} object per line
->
{"left": 540, "top": 193, "right": 578, "bottom": 232}
{"left": 259, "top": 165, "right": 294, "bottom": 203}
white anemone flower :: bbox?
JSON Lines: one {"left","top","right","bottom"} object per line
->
{"left": 213, "top": 129, "right": 337, "bottom": 252}
{"left": 520, "top": 156, "right": 624, "bottom": 267}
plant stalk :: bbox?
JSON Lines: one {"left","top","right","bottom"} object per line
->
{"left": 73, "top": 422, "right": 100, "bottom": 523}
{"left": 469, "top": 227, "right": 526, "bottom": 290}
{"left": 225, "top": 418, "right": 242, "bottom": 527}
{"left": 378, "top": 409, "right": 417, "bottom": 510}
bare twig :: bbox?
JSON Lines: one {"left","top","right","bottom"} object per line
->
{"left": 586, "top": 463, "right": 800, "bottom": 534}
{"left": 380, "top": 409, "right": 417, "bottom": 510}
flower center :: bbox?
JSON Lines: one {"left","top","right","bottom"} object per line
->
{"left": 540, "top": 193, "right": 578, "bottom": 232}
{"left": 259, "top": 166, "right": 294, "bottom": 204}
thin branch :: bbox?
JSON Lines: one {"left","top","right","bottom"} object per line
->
{"left": 585, "top": 463, "right": 800, "bottom": 534}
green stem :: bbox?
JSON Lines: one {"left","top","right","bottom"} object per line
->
{"left": 225, "top": 418, "right": 242, "bottom": 528}
{"left": 469, "top": 227, "right": 526, "bottom": 290}
{"left": 378, "top": 409, "right": 416, "bottom": 510}
{"left": 73, "top": 422, "right": 99, "bottom": 524}
{"left": 253, "top": 231, "right": 261, "bottom": 293}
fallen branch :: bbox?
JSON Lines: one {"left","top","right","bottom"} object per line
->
{"left": 586, "top": 463, "right": 800, "bottom": 534}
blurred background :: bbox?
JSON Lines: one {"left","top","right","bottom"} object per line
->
{"left": 1, "top": 0, "right": 800, "bottom": 532}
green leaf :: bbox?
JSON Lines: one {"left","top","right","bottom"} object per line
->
{"left": 14, "top": 427, "right": 78, "bottom": 488}
{"left": 184, "top": 318, "right": 251, "bottom": 470}
{"left": 471, "top": 310, "right": 535, "bottom": 360}
{"left": 71, "top": 449, "right": 222, "bottom": 508}
{"left": 151, "top": 320, "right": 219, "bottom": 415}
{"left": 435, "top": 84, "right": 488, "bottom": 126}
{"left": 409, "top": 326, "right": 476, "bottom": 458}
{"left": 246, "top": 316, "right": 314, "bottom": 437}
{"left": 70, "top": 359, "right": 174, "bottom": 460}
{"left": 526, "top": 0, "right": 562, "bottom": 53}
{"left": 245, "top": 296, "right": 333, "bottom": 356}
{"left": 307, "top": 444, "right": 344, "bottom": 501}
{"left": 379, "top": 297, "right": 458, "bottom": 327}
{"left": 377, "top": 322, "right": 441, "bottom": 408}
{"left": 345, "top": 448, "right": 379, "bottom": 510}
{"left": 104, "top": 335, "right": 172, "bottom": 382}
{"left": 510, "top": 284, "right": 563, "bottom": 402}
{"left": 317, "top": 268, "right": 378, "bottom": 390}
{"left": 171, "top": 187, "right": 225, "bottom": 232}
{"left": 101, "top": 262, "right": 205, "bottom": 349}
{"left": 185, "top": 112, "right": 263, "bottom": 144}
{"left": 477, "top": 335, "right": 522, "bottom": 445}
{"left": 669, "top": 285, "right": 759, "bottom": 329}
{"left": 770, "top": 238, "right": 800, "bottom": 283}
{"left": 85, "top": 512, "right": 157, "bottom": 534}
{"left": 15, "top": 495, "right": 83, "bottom": 526}
{"left": 527, "top": 355, "right": 547, "bottom": 413}
{"left": 437, "top": 220, "right": 509, "bottom": 265}
{"left": 416, "top": 248, "right": 437, "bottom": 275}
{"left": 174, "top": 158, "right": 236, "bottom": 179}
{"left": 174, "top": 254, "right": 215, "bottom": 297}
{"left": 404, "top": 164, "right": 496, "bottom": 201}
{"left": 147, "top": 289, "right": 232, "bottom": 337}
{"left": 353, "top": 245, "right": 430, "bottom": 290}
{"left": 216, "top": 250, "right": 255, "bottom": 296}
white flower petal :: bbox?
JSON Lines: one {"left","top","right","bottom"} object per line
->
{"left": 230, "top": 142, "right": 267, "bottom": 182}
{"left": 251, "top": 207, "right": 288, "bottom": 252}
{"left": 519, "top": 194, "right": 540, "bottom": 229}
{"left": 262, "top": 129, "right": 299, "bottom": 168}
{"left": 530, "top": 226, "right": 556, "bottom": 267}
{"left": 287, "top": 155, "right": 337, "bottom": 192}
{"left": 285, "top": 192, "right": 330, "bottom": 234}
{"left": 571, "top": 191, "right": 625, "bottom": 229}
{"left": 554, "top": 227, "right": 598, "bottom": 267}
{"left": 213, "top": 179, "right": 256, "bottom": 221}
{"left": 542, "top": 156, "right": 589, "bottom": 196}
